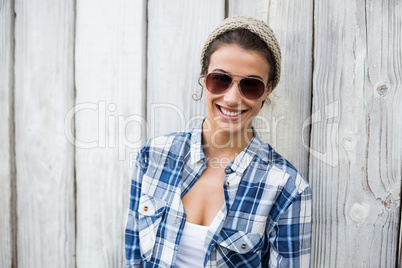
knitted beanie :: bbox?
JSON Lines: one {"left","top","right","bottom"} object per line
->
{"left": 200, "top": 15, "right": 281, "bottom": 89}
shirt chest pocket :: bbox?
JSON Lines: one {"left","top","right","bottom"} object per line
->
{"left": 138, "top": 194, "right": 167, "bottom": 262}
{"left": 216, "top": 228, "right": 264, "bottom": 267}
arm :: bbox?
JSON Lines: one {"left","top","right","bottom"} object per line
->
{"left": 125, "top": 149, "right": 146, "bottom": 268}
{"left": 268, "top": 186, "right": 312, "bottom": 268}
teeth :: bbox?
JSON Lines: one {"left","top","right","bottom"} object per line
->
{"left": 221, "top": 107, "right": 242, "bottom": 117}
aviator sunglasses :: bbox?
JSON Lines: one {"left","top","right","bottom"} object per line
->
{"left": 205, "top": 72, "right": 269, "bottom": 100}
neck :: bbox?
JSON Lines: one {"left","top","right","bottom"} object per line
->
{"left": 201, "top": 120, "right": 253, "bottom": 160}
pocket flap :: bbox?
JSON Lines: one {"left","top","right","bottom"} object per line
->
{"left": 137, "top": 195, "right": 167, "bottom": 262}
{"left": 138, "top": 194, "right": 167, "bottom": 217}
{"left": 217, "top": 228, "right": 263, "bottom": 254}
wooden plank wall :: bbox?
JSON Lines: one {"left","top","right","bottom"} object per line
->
{"left": 13, "top": 0, "right": 76, "bottom": 267}
{"left": 400, "top": 207, "right": 402, "bottom": 267}
{"left": 0, "top": 0, "right": 401, "bottom": 267}
{"left": 74, "top": 0, "right": 146, "bottom": 267}
{"left": 147, "top": 0, "right": 224, "bottom": 137}
{"left": 310, "top": 0, "right": 402, "bottom": 267}
{"left": 0, "top": 0, "right": 15, "bottom": 267}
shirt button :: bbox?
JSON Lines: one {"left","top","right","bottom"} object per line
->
{"left": 143, "top": 206, "right": 148, "bottom": 211}
{"left": 241, "top": 244, "right": 247, "bottom": 249}
{"left": 225, "top": 167, "right": 231, "bottom": 173}
{"left": 225, "top": 181, "right": 230, "bottom": 187}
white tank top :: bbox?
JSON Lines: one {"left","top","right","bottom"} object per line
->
{"left": 175, "top": 221, "right": 209, "bottom": 267}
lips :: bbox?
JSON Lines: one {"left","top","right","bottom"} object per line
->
{"left": 217, "top": 105, "right": 246, "bottom": 118}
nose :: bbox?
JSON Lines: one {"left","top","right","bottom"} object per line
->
{"left": 223, "top": 79, "right": 242, "bottom": 105}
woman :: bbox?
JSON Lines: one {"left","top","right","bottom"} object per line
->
{"left": 125, "top": 16, "right": 311, "bottom": 268}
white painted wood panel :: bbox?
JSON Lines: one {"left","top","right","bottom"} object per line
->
{"left": 147, "top": 0, "right": 225, "bottom": 137}
{"left": 0, "top": 0, "right": 15, "bottom": 267}
{"left": 310, "top": 0, "right": 401, "bottom": 266}
{"left": 229, "top": 0, "right": 314, "bottom": 178}
{"left": 74, "top": 0, "right": 146, "bottom": 267}
{"left": 228, "top": 0, "right": 266, "bottom": 19}
{"left": 399, "top": 212, "right": 402, "bottom": 266}
{"left": 1, "top": 1, "right": 400, "bottom": 267}
{"left": 13, "top": 0, "right": 75, "bottom": 267}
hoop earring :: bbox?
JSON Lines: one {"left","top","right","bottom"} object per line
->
{"left": 192, "top": 76, "right": 205, "bottom": 101}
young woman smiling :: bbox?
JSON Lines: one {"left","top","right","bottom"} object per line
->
{"left": 125, "top": 16, "right": 312, "bottom": 268}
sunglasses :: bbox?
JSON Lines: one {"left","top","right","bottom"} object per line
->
{"left": 205, "top": 72, "right": 269, "bottom": 100}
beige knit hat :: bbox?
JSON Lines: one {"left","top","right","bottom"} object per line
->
{"left": 200, "top": 15, "right": 281, "bottom": 89}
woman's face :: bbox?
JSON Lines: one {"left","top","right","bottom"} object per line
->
{"left": 204, "top": 44, "right": 271, "bottom": 138}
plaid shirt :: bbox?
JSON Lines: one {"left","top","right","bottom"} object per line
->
{"left": 125, "top": 124, "right": 311, "bottom": 267}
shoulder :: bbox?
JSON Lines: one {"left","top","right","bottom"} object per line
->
{"left": 254, "top": 141, "right": 310, "bottom": 195}
{"left": 253, "top": 142, "right": 311, "bottom": 225}
{"left": 143, "top": 128, "right": 193, "bottom": 148}
{"left": 137, "top": 128, "right": 196, "bottom": 162}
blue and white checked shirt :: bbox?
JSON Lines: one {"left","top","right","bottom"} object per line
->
{"left": 125, "top": 123, "right": 312, "bottom": 267}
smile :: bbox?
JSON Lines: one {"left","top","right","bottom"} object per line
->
{"left": 217, "top": 105, "right": 246, "bottom": 118}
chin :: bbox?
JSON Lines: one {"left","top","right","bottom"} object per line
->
{"left": 215, "top": 120, "right": 248, "bottom": 135}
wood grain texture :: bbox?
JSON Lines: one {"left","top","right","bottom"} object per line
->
{"left": 0, "top": 0, "right": 15, "bottom": 267}
{"left": 228, "top": 0, "right": 266, "bottom": 19}
{"left": 147, "top": 0, "right": 225, "bottom": 138}
{"left": 399, "top": 207, "right": 402, "bottom": 267}
{"left": 228, "top": 0, "right": 314, "bottom": 178}
{"left": 74, "top": 0, "right": 147, "bottom": 267}
{"left": 13, "top": 0, "right": 75, "bottom": 267}
{"left": 310, "top": 0, "right": 401, "bottom": 266}
{"left": 2, "top": 1, "right": 400, "bottom": 267}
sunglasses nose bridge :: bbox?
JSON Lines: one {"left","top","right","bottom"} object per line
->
{"left": 228, "top": 77, "right": 241, "bottom": 91}
{"left": 223, "top": 78, "right": 244, "bottom": 103}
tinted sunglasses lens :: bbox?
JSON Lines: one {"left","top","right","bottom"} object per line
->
{"left": 206, "top": 73, "right": 232, "bottom": 94}
{"left": 240, "top": 78, "right": 265, "bottom": 100}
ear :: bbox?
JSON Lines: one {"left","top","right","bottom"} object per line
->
{"left": 260, "top": 82, "right": 273, "bottom": 108}
{"left": 264, "top": 81, "right": 273, "bottom": 98}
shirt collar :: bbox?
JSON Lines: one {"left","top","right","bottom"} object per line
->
{"left": 189, "top": 121, "right": 206, "bottom": 165}
{"left": 189, "top": 120, "right": 269, "bottom": 167}
{"left": 229, "top": 129, "right": 269, "bottom": 175}
{"left": 248, "top": 129, "right": 269, "bottom": 162}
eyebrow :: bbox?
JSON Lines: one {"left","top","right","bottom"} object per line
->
{"left": 212, "top": 68, "right": 264, "bottom": 81}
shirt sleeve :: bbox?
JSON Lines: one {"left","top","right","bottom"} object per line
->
{"left": 268, "top": 185, "right": 312, "bottom": 268}
{"left": 125, "top": 148, "right": 146, "bottom": 268}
